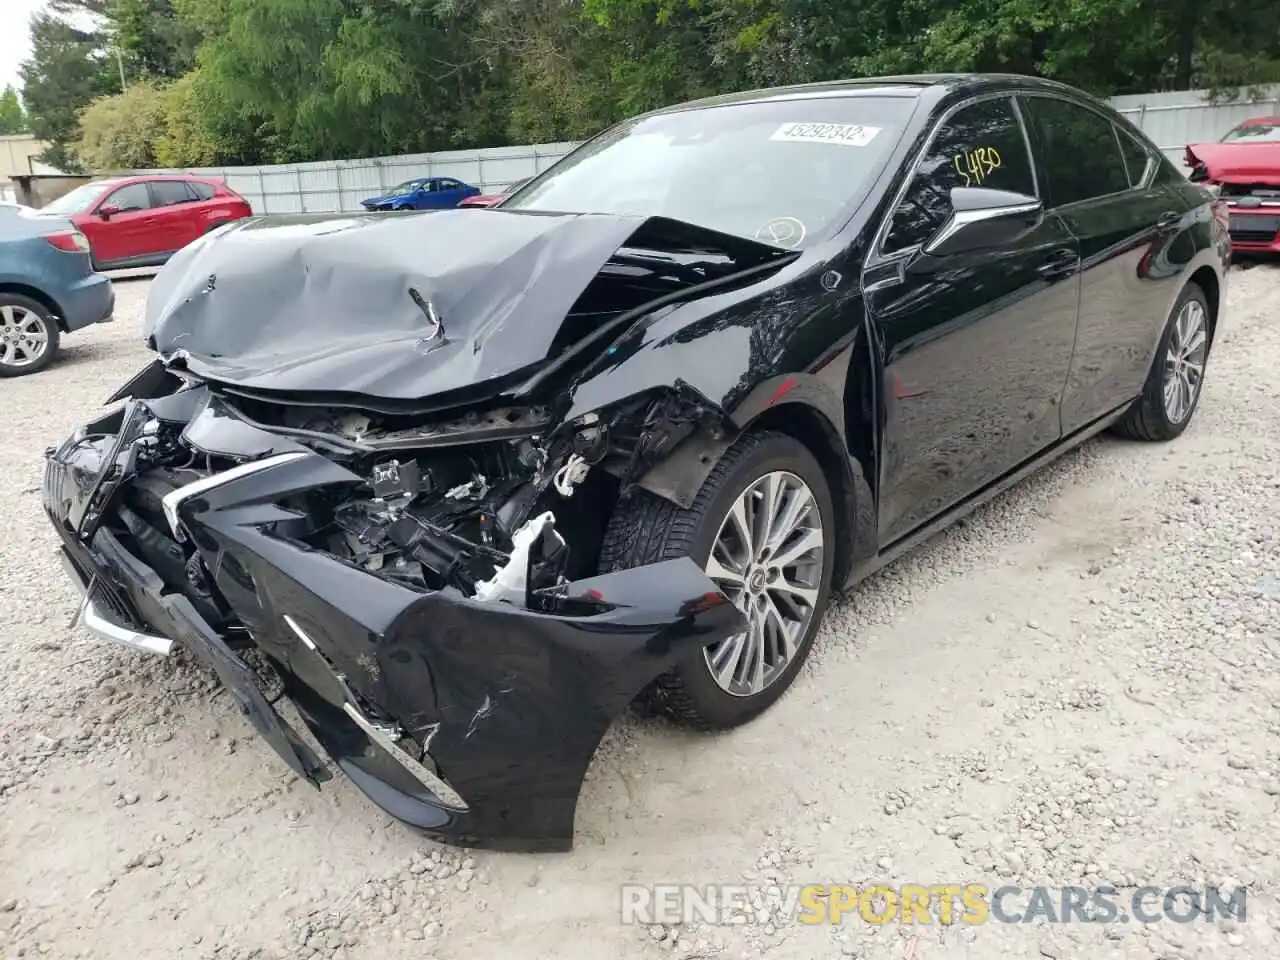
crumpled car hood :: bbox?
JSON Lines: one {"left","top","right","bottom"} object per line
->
{"left": 144, "top": 209, "right": 651, "bottom": 402}
{"left": 1186, "top": 142, "right": 1280, "bottom": 181}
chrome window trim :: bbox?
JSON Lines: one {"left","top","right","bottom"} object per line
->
{"left": 1113, "top": 123, "right": 1155, "bottom": 188}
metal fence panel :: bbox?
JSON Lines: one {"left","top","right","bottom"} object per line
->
{"left": 137, "top": 141, "right": 580, "bottom": 214}
{"left": 1111, "top": 85, "right": 1280, "bottom": 166}
{"left": 135, "top": 88, "right": 1280, "bottom": 214}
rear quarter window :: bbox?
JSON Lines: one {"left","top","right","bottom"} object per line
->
{"left": 1115, "top": 127, "right": 1153, "bottom": 187}
{"left": 188, "top": 182, "right": 216, "bottom": 200}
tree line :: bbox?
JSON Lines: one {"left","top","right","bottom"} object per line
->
{"left": 17, "top": 0, "right": 1280, "bottom": 173}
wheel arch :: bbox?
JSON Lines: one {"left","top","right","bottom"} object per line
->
{"left": 1187, "top": 265, "right": 1220, "bottom": 341}
{"left": 740, "top": 401, "right": 865, "bottom": 588}
{"left": 0, "top": 282, "right": 65, "bottom": 331}
{"left": 628, "top": 368, "right": 878, "bottom": 587}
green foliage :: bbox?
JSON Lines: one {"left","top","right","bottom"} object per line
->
{"left": 16, "top": 0, "right": 1280, "bottom": 172}
{"left": 151, "top": 71, "right": 223, "bottom": 166}
{"left": 0, "top": 87, "right": 28, "bottom": 135}
{"left": 75, "top": 79, "right": 169, "bottom": 170}
{"left": 20, "top": 13, "right": 115, "bottom": 170}
{"left": 111, "top": 0, "right": 200, "bottom": 79}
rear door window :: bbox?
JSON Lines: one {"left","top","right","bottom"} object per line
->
{"left": 151, "top": 181, "right": 193, "bottom": 207}
{"left": 1019, "top": 97, "right": 1131, "bottom": 206}
{"left": 186, "top": 181, "right": 216, "bottom": 201}
{"left": 883, "top": 96, "right": 1037, "bottom": 253}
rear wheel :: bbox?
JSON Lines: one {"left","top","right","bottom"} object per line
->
{"left": 0, "top": 294, "right": 60, "bottom": 378}
{"left": 599, "top": 431, "right": 835, "bottom": 730}
{"left": 1110, "top": 283, "right": 1211, "bottom": 441}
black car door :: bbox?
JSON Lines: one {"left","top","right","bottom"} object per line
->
{"left": 863, "top": 94, "right": 1082, "bottom": 546}
{"left": 1017, "top": 95, "right": 1185, "bottom": 433}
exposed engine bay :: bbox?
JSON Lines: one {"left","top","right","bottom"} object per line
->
{"left": 159, "top": 383, "right": 724, "bottom": 606}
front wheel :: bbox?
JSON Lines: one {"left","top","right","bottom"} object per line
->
{"left": 0, "top": 294, "right": 60, "bottom": 378}
{"left": 599, "top": 431, "right": 836, "bottom": 730}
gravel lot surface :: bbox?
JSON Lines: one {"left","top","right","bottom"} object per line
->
{"left": 2, "top": 264, "right": 1280, "bottom": 960}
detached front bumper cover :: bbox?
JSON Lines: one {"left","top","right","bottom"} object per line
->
{"left": 44, "top": 425, "right": 744, "bottom": 850}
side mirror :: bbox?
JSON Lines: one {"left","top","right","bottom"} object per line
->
{"left": 919, "top": 187, "right": 1044, "bottom": 259}
{"left": 97, "top": 203, "right": 120, "bottom": 220}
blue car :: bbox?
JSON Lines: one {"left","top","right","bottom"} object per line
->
{"left": 359, "top": 177, "right": 481, "bottom": 211}
{"left": 0, "top": 204, "right": 114, "bottom": 378}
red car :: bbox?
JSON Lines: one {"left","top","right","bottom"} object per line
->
{"left": 1185, "top": 116, "right": 1280, "bottom": 253}
{"left": 458, "top": 193, "right": 503, "bottom": 208}
{"left": 37, "top": 174, "right": 252, "bottom": 270}
{"left": 458, "top": 177, "right": 531, "bottom": 209}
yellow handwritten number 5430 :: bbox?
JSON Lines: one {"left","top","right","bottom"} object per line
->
{"left": 953, "top": 146, "right": 1002, "bottom": 186}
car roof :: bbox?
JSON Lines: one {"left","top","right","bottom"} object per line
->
{"left": 635, "top": 72, "right": 1094, "bottom": 120}
{"left": 1240, "top": 115, "right": 1280, "bottom": 125}
{"left": 93, "top": 173, "right": 219, "bottom": 185}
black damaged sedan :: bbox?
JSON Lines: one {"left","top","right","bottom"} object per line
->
{"left": 42, "top": 74, "right": 1228, "bottom": 850}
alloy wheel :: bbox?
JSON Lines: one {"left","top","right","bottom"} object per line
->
{"left": 0, "top": 305, "right": 50, "bottom": 370}
{"left": 702, "top": 470, "right": 825, "bottom": 697}
{"left": 1163, "top": 299, "right": 1208, "bottom": 424}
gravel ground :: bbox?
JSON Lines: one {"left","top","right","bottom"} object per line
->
{"left": 2, "top": 264, "right": 1280, "bottom": 960}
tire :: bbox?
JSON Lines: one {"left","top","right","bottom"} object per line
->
{"left": 599, "top": 430, "right": 836, "bottom": 730}
{"left": 1110, "top": 283, "right": 1212, "bottom": 442}
{"left": 0, "top": 293, "right": 60, "bottom": 378}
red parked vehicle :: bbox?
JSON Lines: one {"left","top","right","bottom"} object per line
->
{"left": 37, "top": 174, "right": 253, "bottom": 270}
{"left": 458, "top": 177, "right": 531, "bottom": 209}
{"left": 1185, "top": 116, "right": 1280, "bottom": 254}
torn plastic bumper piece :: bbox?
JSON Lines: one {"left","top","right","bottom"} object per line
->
{"left": 269, "top": 554, "right": 745, "bottom": 851}
{"left": 282, "top": 613, "right": 469, "bottom": 811}
{"left": 46, "top": 483, "right": 743, "bottom": 849}
{"left": 53, "top": 526, "right": 332, "bottom": 787}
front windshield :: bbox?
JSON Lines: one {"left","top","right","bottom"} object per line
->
{"left": 386, "top": 180, "right": 424, "bottom": 196}
{"left": 1222, "top": 121, "right": 1280, "bottom": 143}
{"left": 42, "top": 182, "right": 113, "bottom": 215}
{"left": 502, "top": 95, "right": 910, "bottom": 247}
